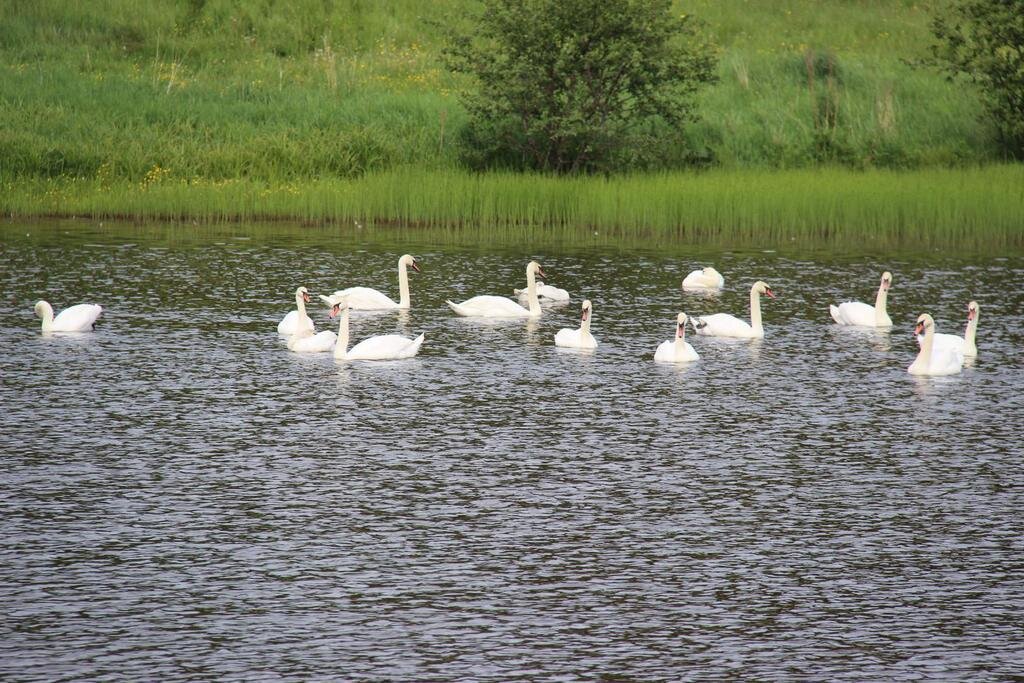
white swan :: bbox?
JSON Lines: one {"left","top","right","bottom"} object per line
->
{"left": 654, "top": 312, "right": 700, "bottom": 362}
{"left": 917, "top": 301, "right": 979, "bottom": 357}
{"left": 447, "top": 261, "right": 546, "bottom": 318}
{"left": 331, "top": 299, "right": 424, "bottom": 360}
{"left": 287, "top": 327, "right": 337, "bottom": 354}
{"left": 515, "top": 281, "right": 570, "bottom": 303}
{"left": 908, "top": 313, "right": 963, "bottom": 376}
{"left": 34, "top": 301, "right": 102, "bottom": 332}
{"left": 278, "top": 286, "right": 316, "bottom": 336}
{"left": 691, "top": 281, "right": 776, "bottom": 338}
{"left": 319, "top": 254, "right": 420, "bottom": 310}
{"left": 555, "top": 299, "right": 598, "bottom": 349}
{"left": 830, "top": 271, "right": 893, "bottom": 327}
{"left": 682, "top": 266, "right": 724, "bottom": 290}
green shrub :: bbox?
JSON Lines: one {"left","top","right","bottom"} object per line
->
{"left": 443, "top": 0, "right": 718, "bottom": 173}
{"left": 932, "top": 0, "right": 1024, "bottom": 158}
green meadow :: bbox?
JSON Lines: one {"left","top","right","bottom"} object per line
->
{"left": 1, "top": 0, "right": 1020, "bottom": 245}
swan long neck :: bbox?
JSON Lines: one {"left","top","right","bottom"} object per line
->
{"left": 874, "top": 284, "right": 889, "bottom": 322}
{"left": 964, "top": 310, "right": 979, "bottom": 352}
{"left": 398, "top": 259, "right": 411, "bottom": 308}
{"left": 37, "top": 302, "right": 54, "bottom": 331}
{"left": 674, "top": 325, "right": 686, "bottom": 357}
{"left": 296, "top": 293, "right": 308, "bottom": 319}
{"left": 526, "top": 267, "right": 541, "bottom": 316}
{"left": 581, "top": 314, "right": 591, "bottom": 337}
{"left": 749, "top": 286, "right": 763, "bottom": 333}
{"left": 334, "top": 306, "right": 350, "bottom": 359}
{"left": 917, "top": 321, "right": 934, "bottom": 369}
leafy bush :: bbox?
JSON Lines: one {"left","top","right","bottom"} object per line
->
{"left": 444, "top": 0, "right": 717, "bottom": 173}
{"left": 932, "top": 0, "right": 1024, "bottom": 158}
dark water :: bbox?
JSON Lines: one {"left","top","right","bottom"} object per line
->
{"left": 1, "top": 221, "right": 1023, "bottom": 681}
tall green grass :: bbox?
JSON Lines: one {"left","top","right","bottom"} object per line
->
{"left": 1, "top": 0, "right": 465, "bottom": 181}
{"left": 6, "top": 166, "right": 1021, "bottom": 250}
{"left": 688, "top": 48, "right": 996, "bottom": 168}
{"left": 0, "top": 0, "right": 1004, "bottom": 185}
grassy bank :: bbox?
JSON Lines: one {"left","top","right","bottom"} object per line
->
{"left": 3, "top": 1, "right": 1019, "bottom": 248}
{"left": 6, "top": 166, "right": 1022, "bottom": 250}
{"left": 0, "top": 0, "right": 1005, "bottom": 185}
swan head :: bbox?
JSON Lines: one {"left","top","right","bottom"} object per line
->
{"left": 881, "top": 272, "right": 892, "bottom": 291}
{"left": 400, "top": 254, "right": 421, "bottom": 273}
{"left": 676, "top": 312, "right": 688, "bottom": 337}
{"left": 580, "top": 299, "right": 592, "bottom": 322}
{"left": 527, "top": 261, "right": 547, "bottom": 280}
{"left": 752, "top": 281, "right": 776, "bottom": 299}
{"left": 33, "top": 300, "right": 53, "bottom": 319}
{"left": 914, "top": 313, "right": 934, "bottom": 336}
{"left": 967, "top": 300, "right": 979, "bottom": 321}
{"left": 328, "top": 297, "right": 350, "bottom": 318}
{"left": 295, "top": 286, "right": 310, "bottom": 303}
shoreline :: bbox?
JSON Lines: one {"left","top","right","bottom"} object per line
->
{"left": 3, "top": 165, "right": 1022, "bottom": 250}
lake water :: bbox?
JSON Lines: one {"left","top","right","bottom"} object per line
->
{"left": 1, "top": 221, "right": 1022, "bottom": 680}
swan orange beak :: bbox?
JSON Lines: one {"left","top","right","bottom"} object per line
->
{"left": 302, "top": 292, "right": 310, "bottom": 303}
{"left": 328, "top": 304, "right": 342, "bottom": 318}
{"left": 411, "top": 260, "right": 421, "bottom": 273}
{"left": 967, "top": 306, "right": 976, "bottom": 321}
{"left": 765, "top": 288, "right": 776, "bottom": 299}
{"left": 581, "top": 308, "right": 589, "bottom": 322}
{"left": 914, "top": 321, "right": 925, "bottom": 335}
{"left": 676, "top": 323, "right": 686, "bottom": 338}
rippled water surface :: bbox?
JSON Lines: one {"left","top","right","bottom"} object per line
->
{"left": 2, "top": 221, "right": 1023, "bottom": 680}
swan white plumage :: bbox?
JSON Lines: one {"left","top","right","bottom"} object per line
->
{"left": 917, "top": 301, "right": 979, "bottom": 357}
{"left": 287, "top": 327, "right": 337, "bottom": 353}
{"left": 654, "top": 312, "right": 700, "bottom": 362}
{"left": 554, "top": 299, "right": 598, "bottom": 349}
{"left": 682, "top": 266, "right": 724, "bottom": 290}
{"left": 319, "top": 254, "right": 420, "bottom": 310}
{"left": 34, "top": 301, "right": 102, "bottom": 332}
{"left": 515, "top": 281, "right": 570, "bottom": 303}
{"left": 830, "top": 271, "right": 893, "bottom": 327}
{"left": 331, "top": 299, "right": 424, "bottom": 360}
{"left": 447, "top": 261, "right": 546, "bottom": 318}
{"left": 278, "top": 286, "right": 316, "bottom": 336}
{"left": 908, "top": 313, "right": 963, "bottom": 376}
{"left": 691, "top": 281, "right": 776, "bottom": 338}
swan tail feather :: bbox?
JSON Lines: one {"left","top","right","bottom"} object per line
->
{"left": 829, "top": 304, "right": 842, "bottom": 324}
{"left": 407, "top": 333, "right": 425, "bottom": 357}
{"left": 446, "top": 300, "right": 467, "bottom": 317}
